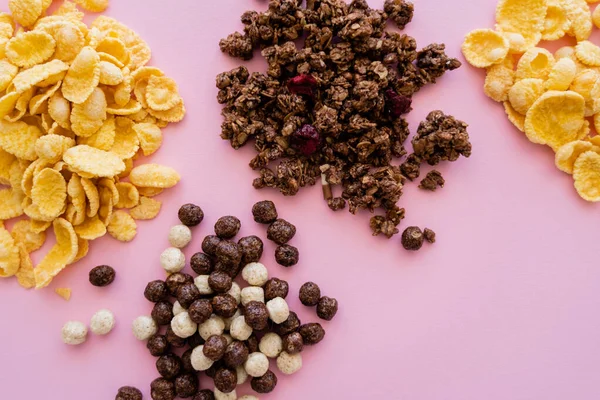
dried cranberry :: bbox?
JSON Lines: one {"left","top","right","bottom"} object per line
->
{"left": 291, "top": 124, "right": 321, "bottom": 156}
{"left": 385, "top": 89, "right": 412, "bottom": 118}
{"left": 287, "top": 74, "right": 318, "bottom": 97}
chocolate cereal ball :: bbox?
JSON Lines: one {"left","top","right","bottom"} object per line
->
{"left": 204, "top": 335, "right": 228, "bottom": 361}
{"left": 145, "top": 280, "right": 168, "bottom": 302}
{"left": 175, "top": 373, "right": 198, "bottom": 398}
{"left": 283, "top": 332, "right": 304, "bottom": 354}
{"left": 267, "top": 219, "right": 296, "bottom": 244}
{"left": 187, "top": 332, "right": 204, "bottom": 349}
{"left": 150, "top": 378, "right": 175, "bottom": 400}
{"left": 238, "top": 235, "right": 263, "bottom": 264}
{"left": 178, "top": 203, "right": 204, "bottom": 226}
{"left": 116, "top": 386, "right": 142, "bottom": 400}
{"left": 223, "top": 341, "right": 249, "bottom": 368}
{"left": 244, "top": 301, "right": 269, "bottom": 330}
{"left": 264, "top": 278, "right": 289, "bottom": 301}
{"left": 299, "top": 323, "right": 325, "bottom": 345}
{"left": 177, "top": 283, "right": 201, "bottom": 309}
{"left": 212, "top": 294, "right": 238, "bottom": 318}
{"left": 214, "top": 368, "right": 237, "bottom": 393}
{"left": 208, "top": 271, "right": 232, "bottom": 293}
{"left": 401, "top": 226, "right": 424, "bottom": 251}
{"left": 151, "top": 301, "right": 174, "bottom": 325}
{"left": 202, "top": 235, "right": 221, "bottom": 256}
{"left": 215, "top": 241, "right": 242, "bottom": 270}
{"left": 165, "top": 325, "right": 186, "bottom": 348}
{"left": 193, "top": 390, "right": 215, "bottom": 400}
{"left": 251, "top": 369, "right": 278, "bottom": 393}
{"left": 299, "top": 282, "right": 320, "bottom": 306}
{"left": 188, "top": 298, "right": 213, "bottom": 324}
{"left": 190, "top": 252, "right": 213, "bottom": 275}
{"left": 214, "top": 216, "right": 241, "bottom": 239}
{"left": 156, "top": 354, "right": 182, "bottom": 379}
{"left": 165, "top": 272, "right": 194, "bottom": 296}
{"left": 89, "top": 265, "right": 115, "bottom": 287}
{"left": 273, "top": 311, "right": 301, "bottom": 336}
{"left": 252, "top": 200, "right": 278, "bottom": 224}
{"left": 147, "top": 334, "right": 170, "bottom": 357}
{"left": 317, "top": 296, "right": 338, "bottom": 321}
{"left": 180, "top": 349, "right": 194, "bottom": 374}
{"left": 245, "top": 334, "right": 259, "bottom": 353}
{"left": 275, "top": 244, "right": 299, "bottom": 267}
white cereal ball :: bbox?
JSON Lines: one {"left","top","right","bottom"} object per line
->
{"left": 132, "top": 315, "right": 157, "bottom": 341}
{"left": 276, "top": 351, "right": 302, "bottom": 375}
{"left": 266, "top": 297, "right": 289, "bottom": 324}
{"left": 214, "top": 388, "right": 237, "bottom": 400}
{"left": 173, "top": 301, "right": 185, "bottom": 316}
{"left": 259, "top": 332, "right": 283, "bottom": 358}
{"left": 198, "top": 314, "right": 225, "bottom": 340}
{"left": 191, "top": 345, "right": 214, "bottom": 371}
{"left": 171, "top": 311, "right": 198, "bottom": 339}
{"left": 160, "top": 247, "right": 185, "bottom": 274}
{"left": 236, "top": 365, "right": 248, "bottom": 385}
{"left": 223, "top": 309, "right": 241, "bottom": 331}
{"left": 223, "top": 333, "right": 234, "bottom": 345}
{"left": 242, "top": 262, "right": 268, "bottom": 286}
{"left": 168, "top": 224, "right": 192, "bottom": 248}
{"left": 241, "top": 286, "right": 264, "bottom": 306}
{"left": 227, "top": 282, "right": 241, "bottom": 304}
{"left": 90, "top": 309, "right": 115, "bottom": 335}
{"left": 238, "top": 396, "right": 259, "bottom": 400}
{"left": 194, "top": 275, "right": 213, "bottom": 295}
{"left": 244, "top": 352, "right": 269, "bottom": 377}
{"left": 61, "top": 321, "right": 88, "bottom": 345}
{"left": 230, "top": 315, "right": 253, "bottom": 341}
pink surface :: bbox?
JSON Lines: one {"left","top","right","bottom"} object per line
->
{"left": 2, "top": 0, "right": 600, "bottom": 399}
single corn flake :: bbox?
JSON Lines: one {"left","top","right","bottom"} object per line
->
{"left": 484, "top": 58, "right": 515, "bottom": 102}
{"left": 146, "top": 75, "right": 182, "bottom": 111}
{"left": 111, "top": 117, "right": 139, "bottom": 159}
{"left": 0, "top": 60, "right": 18, "bottom": 92}
{"left": 96, "top": 37, "right": 130, "bottom": 67}
{"left": 146, "top": 99, "right": 185, "bottom": 123}
{"left": 98, "top": 177, "right": 119, "bottom": 205}
{"left": 115, "top": 182, "right": 139, "bottom": 209}
{"left": 575, "top": 41, "right": 600, "bottom": 67}
{"left": 55, "top": 287, "right": 72, "bottom": 300}
{"left": 107, "top": 99, "right": 142, "bottom": 116}
{"left": 70, "top": 87, "right": 107, "bottom": 137}
{"left": 129, "top": 164, "right": 181, "bottom": 188}
{"left": 66, "top": 174, "right": 87, "bottom": 225}
{"left": 545, "top": 57, "right": 577, "bottom": 91}
{"left": 12, "top": 59, "right": 69, "bottom": 93}
{"left": 593, "top": 3, "right": 600, "bottom": 28}
{"left": 542, "top": 3, "right": 570, "bottom": 41}
{"left": 0, "top": 149, "right": 15, "bottom": 185}
{"left": 62, "top": 46, "right": 101, "bottom": 104}
{"left": 0, "top": 120, "right": 43, "bottom": 161}
{"left": 80, "top": 177, "right": 100, "bottom": 218}
{"left": 9, "top": 0, "right": 43, "bottom": 28}
{"left": 107, "top": 210, "right": 137, "bottom": 242}
{"left": 35, "top": 134, "right": 75, "bottom": 163}
{"left": 136, "top": 187, "right": 163, "bottom": 197}
{"left": 30, "top": 220, "right": 51, "bottom": 234}
{"left": 564, "top": 0, "right": 593, "bottom": 41}
{"left": 555, "top": 140, "right": 600, "bottom": 174}
{"left": 91, "top": 16, "right": 151, "bottom": 70}
{"left": 98, "top": 61, "right": 124, "bottom": 86}
{"left": 495, "top": 0, "right": 546, "bottom": 53}
{"left": 63, "top": 145, "right": 126, "bottom": 178}
{"left": 525, "top": 90, "right": 586, "bottom": 150}
{"left": 569, "top": 69, "right": 600, "bottom": 116}
{"left": 98, "top": 185, "right": 114, "bottom": 225}
{"left": 73, "top": 236, "right": 88, "bottom": 262}
{"left": 130, "top": 196, "right": 162, "bottom": 220}
{"left": 34, "top": 218, "right": 78, "bottom": 288}
{"left": 77, "top": 116, "right": 115, "bottom": 151}
{"left": 74, "top": 0, "right": 109, "bottom": 13}
{"left": 48, "top": 91, "right": 72, "bottom": 130}
{"left": 31, "top": 168, "right": 68, "bottom": 220}
{"left": 0, "top": 224, "right": 20, "bottom": 278}
{"left": 6, "top": 31, "right": 56, "bottom": 68}
{"left": 573, "top": 151, "right": 600, "bottom": 201}
{"left": 515, "top": 47, "right": 555, "bottom": 81}
{"left": 73, "top": 215, "right": 107, "bottom": 240}
{"left": 15, "top": 243, "right": 35, "bottom": 289}
{"left": 43, "top": 20, "right": 86, "bottom": 63}
{"left": 11, "top": 219, "right": 46, "bottom": 252}
{"left": 0, "top": 188, "right": 23, "bottom": 220}
{"left": 133, "top": 122, "right": 163, "bottom": 156}
{"left": 508, "top": 78, "right": 545, "bottom": 115}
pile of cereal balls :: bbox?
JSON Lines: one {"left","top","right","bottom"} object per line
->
{"left": 122, "top": 202, "right": 337, "bottom": 400}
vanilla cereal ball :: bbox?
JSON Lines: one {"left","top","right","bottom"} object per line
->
{"left": 223, "top": 333, "right": 234, "bottom": 345}
{"left": 214, "top": 388, "right": 237, "bottom": 400}
{"left": 194, "top": 275, "right": 214, "bottom": 295}
{"left": 241, "top": 286, "right": 264, "bottom": 306}
{"left": 236, "top": 365, "right": 248, "bottom": 385}
{"left": 90, "top": 309, "right": 115, "bottom": 335}
{"left": 160, "top": 247, "right": 185, "bottom": 274}
{"left": 171, "top": 311, "right": 198, "bottom": 339}
{"left": 173, "top": 301, "right": 185, "bottom": 316}
{"left": 244, "top": 352, "right": 269, "bottom": 377}
{"left": 230, "top": 315, "right": 253, "bottom": 341}
{"left": 276, "top": 351, "right": 302, "bottom": 375}
{"left": 227, "top": 282, "right": 241, "bottom": 304}
{"left": 191, "top": 345, "right": 214, "bottom": 371}
{"left": 238, "top": 396, "right": 258, "bottom": 400}
{"left": 259, "top": 332, "right": 283, "bottom": 358}
{"left": 168, "top": 224, "right": 192, "bottom": 248}
{"left": 198, "top": 314, "right": 225, "bottom": 340}
{"left": 132, "top": 315, "right": 158, "bottom": 341}
{"left": 223, "top": 309, "right": 242, "bottom": 331}
{"left": 61, "top": 321, "right": 88, "bottom": 345}
{"left": 266, "top": 297, "right": 289, "bottom": 324}
{"left": 242, "top": 262, "right": 268, "bottom": 286}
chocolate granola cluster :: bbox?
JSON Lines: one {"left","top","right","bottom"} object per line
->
{"left": 217, "top": 0, "right": 471, "bottom": 239}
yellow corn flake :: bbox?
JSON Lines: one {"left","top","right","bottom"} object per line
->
{"left": 579, "top": 119, "right": 591, "bottom": 137}
{"left": 29, "top": 82, "right": 62, "bottom": 116}
{"left": 74, "top": 0, "right": 109, "bottom": 13}
{"left": 545, "top": 57, "right": 577, "bottom": 91}
{"left": 73, "top": 215, "right": 107, "bottom": 240}
{"left": 54, "top": 287, "right": 71, "bottom": 300}
{"left": 575, "top": 41, "right": 600, "bottom": 67}
{"left": 67, "top": 173, "right": 87, "bottom": 218}
{"left": 48, "top": 91, "right": 71, "bottom": 129}
{"left": 146, "top": 99, "right": 185, "bottom": 123}
{"left": 515, "top": 47, "right": 555, "bottom": 80}
{"left": 20, "top": 159, "right": 45, "bottom": 197}
{"left": 564, "top": 0, "right": 593, "bottom": 41}
{"left": 0, "top": 224, "right": 20, "bottom": 278}
{"left": 555, "top": 140, "right": 600, "bottom": 174}
{"left": 107, "top": 99, "right": 142, "bottom": 116}
{"left": 0, "top": 120, "right": 43, "bottom": 161}
{"left": 129, "top": 164, "right": 181, "bottom": 188}
{"left": 0, "top": 188, "right": 23, "bottom": 219}
{"left": 136, "top": 187, "right": 165, "bottom": 198}
{"left": 115, "top": 182, "right": 139, "bottom": 209}
{"left": 524, "top": 90, "right": 586, "bottom": 150}
{"left": 98, "top": 177, "right": 119, "bottom": 204}
{"left": 130, "top": 196, "right": 161, "bottom": 220}
{"left": 35, "top": 134, "right": 75, "bottom": 163}
{"left": 98, "top": 61, "right": 124, "bottom": 86}
{"left": 62, "top": 46, "right": 100, "bottom": 104}
{"left": 97, "top": 37, "right": 129, "bottom": 66}
{"left": 132, "top": 66, "right": 164, "bottom": 84}
{"left": 0, "top": 149, "right": 16, "bottom": 185}
{"left": 569, "top": 69, "right": 600, "bottom": 116}
{"left": 6, "top": 31, "right": 55, "bottom": 69}
{"left": 31, "top": 168, "right": 68, "bottom": 219}
{"left": 15, "top": 243, "right": 35, "bottom": 289}
{"left": 462, "top": 29, "right": 509, "bottom": 68}
{"left": 495, "top": 0, "right": 546, "bottom": 53}
{"left": 508, "top": 78, "right": 545, "bottom": 115}
{"left": 11, "top": 219, "right": 46, "bottom": 253}
{"left": 146, "top": 75, "right": 182, "bottom": 111}
{"left": 0, "top": 60, "right": 18, "bottom": 92}
{"left": 111, "top": 117, "right": 140, "bottom": 159}
{"left": 133, "top": 122, "right": 163, "bottom": 156}
{"left": 118, "top": 157, "right": 134, "bottom": 179}
{"left": 114, "top": 67, "right": 132, "bottom": 106}
{"left": 107, "top": 210, "right": 137, "bottom": 242}
{"left": 63, "top": 145, "right": 126, "bottom": 178}
{"left": 98, "top": 185, "right": 114, "bottom": 225}
{"left": 0, "top": 92, "right": 20, "bottom": 120}
{"left": 77, "top": 115, "right": 115, "bottom": 150}
{"left": 73, "top": 236, "right": 88, "bottom": 262}
{"left": 5, "top": 87, "right": 34, "bottom": 123}
{"left": 80, "top": 177, "right": 100, "bottom": 217}
{"left": 54, "top": 0, "right": 85, "bottom": 22}
{"left": 12, "top": 59, "right": 69, "bottom": 93}
{"left": 70, "top": 87, "right": 107, "bottom": 137}
{"left": 593, "top": 3, "right": 600, "bottom": 28}
{"left": 30, "top": 219, "right": 51, "bottom": 234}
{"left": 34, "top": 218, "right": 78, "bottom": 288}
{"left": 9, "top": 0, "right": 43, "bottom": 28}
{"left": 542, "top": 3, "right": 570, "bottom": 41}
{"left": 573, "top": 151, "right": 600, "bottom": 201}
{"left": 91, "top": 16, "right": 151, "bottom": 70}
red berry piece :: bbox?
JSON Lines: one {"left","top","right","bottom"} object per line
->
{"left": 291, "top": 124, "right": 321, "bottom": 156}
{"left": 385, "top": 89, "right": 412, "bottom": 118}
{"left": 287, "top": 74, "right": 318, "bottom": 97}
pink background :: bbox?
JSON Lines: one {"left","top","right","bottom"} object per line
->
{"left": 2, "top": 0, "right": 600, "bottom": 399}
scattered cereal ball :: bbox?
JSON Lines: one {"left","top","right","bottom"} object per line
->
{"left": 199, "top": 315, "right": 226, "bottom": 340}
{"left": 150, "top": 378, "right": 175, "bottom": 400}
{"left": 252, "top": 200, "right": 278, "bottom": 224}
{"left": 61, "top": 321, "right": 88, "bottom": 345}
{"left": 259, "top": 332, "right": 283, "bottom": 358}
{"left": 244, "top": 301, "right": 269, "bottom": 331}
{"left": 191, "top": 252, "right": 214, "bottom": 275}
{"left": 202, "top": 235, "right": 221, "bottom": 256}
{"left": 283, "top": 332, "right": 304, "bottom": 354}
{"left": 223, "top": 340, "right": 250, "bottom": 368}
{"left": 172, "top": 301, "right": 185, "bottom": 316}
{"left": 227, "top": 282, "right": 241, "bottom": 304}
{"left": 90, "top": 309, "right": 115, "bottom": 335}
{"left": 181, "top": 348, "right": 195, "bottom": 373}
{"left": 241, "top": 286, "right": 264, "bottom": 305}
{"left": 194, "top": 275, "right": 214, "bottom": 295}
{"left": 165, "top": 272, "right": 194, "bottom": 296}
{"left": 299, "top": 282, "right": 321, "bottom": 306}
{"left": 264, "top": 278, "right": 289, "bottom": 301}
{"left": 276, "top": 351, "right": 303, "bottom": 375}
{"left": 144, "top": 280, "right": 168, "bottom": 303}
{"left": 166, "top": 325, "right": 187, "bottom": 348}
{"left": 238, "top": 235, "right": 264, "bottom": 264}
{"left": 230, "top": 315, "right": 253, "bottom": 341}
{"left": 224, "top": 309, "right": 242, "bottom": 331}
{"left": 214, "top": 387, "right": 237, "bottom": 400}
{"left": 160, "top": 247, "right": 185, "bottom": 274}
{"left": 89, "top": 265, "right": 115, "bottom": 287}
{"left": 317, "top": 296, "right": 339, "bottom": 321}
{"left": 175, "top": 373, "right": 199, "bottom": 398}
{"left": 266, "top": 297, "right": 289, "bottom": 324}
{"left": 191, "top": 345, "right": 214, "bottom": 371}
{"left": 214, "top": 216, "right": 241, "bottom": 239}
{"left": 116, "top": 386, "right": 142, "bottom": 400}
{"left": 244, "top": 352, "right": 269, "bottom": 377}
{"left": 132, "top": 316, "right": 158, "bottom": 341}
{"left": 274, "top": 312, "right": 301, "bottom": 336}
{"left": 241, "top": 262, "right": 268, "bottom": 286}
{"left": 251, "top": 369, "right": 278, "bottom": 393}
{"left": 424, "top": 228, "right": 436, "bottom": 243}
{"left": 168, "top": 224, "right": 193, "bottom": 248}
{"left": 299, "top": 323, "right": 325, "bottom": 345}
{"left": 209, "top": 271, "right": 233, "bottom": 293}
{"left": 189, "top": 298, "right": 213, "bottom": 324}
{"left": 195, "top": 390, "right": 216, "bottom": 400}
{"left": 204, "top": 335, "right": 228, "bottom": 361}
{"left": 171, "top": 311, "right": 198, "bottom": 339}
{"left": 214, "top": 368, "right": 237, "bottom": 393}
{"left": 147, "top": 334, "right": 170, "bottom": 357}
{"left": 178, "top": 203, "right": 204, "bottom": 226}
{"left": 401, "top": 226, "right": 424, "bottom": 250}
{"left": 275, "top": 244, "right": 299, "bottom": 267}
{"left": 156, "top": 354, "right": 182, "bottom": 379}
{"left": 267, "top": 219, "right": 296, "bottom": 244}
{"left": 236, "top": 365, "right": 249, "bottom": 385}
{"left": 212, "top": 294, "right": 238, "bottom": 318}
{"left": 177, "top": 282, "right": 201, "bottom": 308}
{"left": 215, "top": 240, "right": 242, "bottom": 272}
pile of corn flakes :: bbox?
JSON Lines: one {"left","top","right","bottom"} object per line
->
{"left": 0, "top": 0, "right": 185, "bottom": 289}
{"left": 463, "top": 0, "right": 600, "bottom": 202}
